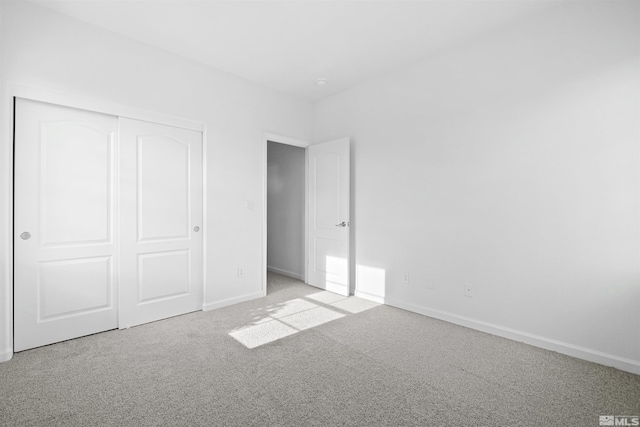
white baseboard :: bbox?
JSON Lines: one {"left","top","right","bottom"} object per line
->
{"left": 267, "top": 266, "right": 303, "bottom": 281}
{"left": 355, "top": 290, "right": 640, "bottom": 376}
{"left": 0, "top": 348, "right": 13, "bottom": 363}
{"left": 202, "top": 291, "right": 265, "bottom": 312}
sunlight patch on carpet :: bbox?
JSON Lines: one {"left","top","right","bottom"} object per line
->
{"left": 330, "top": 297, "right": 379, "bottom": 314}
{"left": 229, "top": 292, "right": 379, "bottom": 349}
{"left": 305, "top": 290, "right": 348, "bottom": 305}
{"left": 278, "top": 306, "right": 345, "bottom": 331}
{"left": 229, "top": 319, "right": 298, "bottom": 349}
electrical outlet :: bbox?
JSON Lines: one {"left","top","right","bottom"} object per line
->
{"left": 237, "top": 267, "right": 245, "bottom": 278}
{"left": 464, "top": 283, "right": 474, "bottom": 297}
{"left": 402, "top": 273, "right": 410, "bottom": 284}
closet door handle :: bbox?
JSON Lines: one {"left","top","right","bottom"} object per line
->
{"left": 20, "top": 232, "right": 31, "bottom": 240}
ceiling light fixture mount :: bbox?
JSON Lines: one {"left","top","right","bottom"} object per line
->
{"left": 316, "top": 78, "right": 328, "bottom": 86}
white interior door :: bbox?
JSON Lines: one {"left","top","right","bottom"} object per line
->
{"left": 118, "top": 118, "right": 203, "bottom": 328}
{"left": 307, "top": 137, "right": 350, "bottom": 296}
{"left": 14, "top": 98, "right": 119, "bottom": 352}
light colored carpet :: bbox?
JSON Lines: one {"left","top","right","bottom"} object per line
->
{"left": 1, "top": 272, "right": 639, "bottom": 426}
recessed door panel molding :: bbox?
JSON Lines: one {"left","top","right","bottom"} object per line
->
{"left": 38, "top": 256, "right": 113, "bottom": 321}
{"left": 137, "top": 250, "right": 191, "bottom": 304}
{"left": 14, "top": 98, "right": 119, "bottom": 352}
{"left": 308, "top": 137, "right": 350, "bottom": 296}
{"left": 314, "top": 238, "right": 341, "bottom": 275}
{"left": 313, "top": 153, "right": 341, "bottom": 231}
{"left": 40, "top": 121, "right": 113, "bottom": 247}
{"left": 119, "top": 118, "right": 203, "bottom": 329}
{"left": 137, "top": 135, "right": 190, "bottom": 242}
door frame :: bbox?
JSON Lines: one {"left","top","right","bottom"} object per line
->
{"left": 262, "top": 132, "right": 310, "bottom": 295}
{"left": 1, "top": 83, "right": 207, "bottom": 362}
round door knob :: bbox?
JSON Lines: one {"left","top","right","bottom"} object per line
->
{"left": 20, "top": 232, "right": 31, "bottom": 240}
{"left": 194, "top": 226, "right": 200, "bottom": 232}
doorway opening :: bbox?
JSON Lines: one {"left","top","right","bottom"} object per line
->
{"left": 266, "top": 140, "right": 307, "bottom": 294}
{"left": 261, "top": 133, "right": 350, "bottom": 297}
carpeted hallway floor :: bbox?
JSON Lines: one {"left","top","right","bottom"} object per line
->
{"left": 1, "top": 272, "right": 639, "bottom": 426}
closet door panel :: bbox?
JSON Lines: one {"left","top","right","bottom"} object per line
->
{"left": 14, "top": 98, "right": 119, "bottom": 352}
{"left": 118, "top": 118, "right": 203, "bottom": 328}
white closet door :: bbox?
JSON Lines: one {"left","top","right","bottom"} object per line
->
{"left": 14, "top": 98, "right": 119, "bottom": 352}
{"left": 118, "top": 118, "right": 203, "bottom": 328}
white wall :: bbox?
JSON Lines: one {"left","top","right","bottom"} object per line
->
{"left": 267, "top": 142, "right": 305, "bottom": 279}
{"left": 314, "top": 1, "right": 640, "bottom": 373}
{"left": 0, "top": 0, "right": 313, "bottom": 361}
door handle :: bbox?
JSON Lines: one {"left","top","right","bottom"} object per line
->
{"left": 20, "top": 232, "right": 31, "bottom": 240}
{"left": 335, "top": 222, "right": 349, "bottom": 228}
